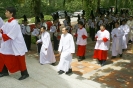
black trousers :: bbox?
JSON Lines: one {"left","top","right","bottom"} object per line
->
{"left": 90, "top": 28, "right": 95, "bottom": 41}
{"left": 0, "top": 65, "right": 8, "bottom": 74}
{"left": 53, "top": 33, "right": 59, "bottom": 51}
{"left": 35, "top": 37, "right": 42, "bottom": 54}
{"left": 25, "top": 35, "right": 31, "bottom": 51}
{"left": 37, "top": 43, "right": 42, "bottom": 54}
{"left": 106, "top": 24, "right": 111, "bottom": 33}
{"left": 0, "top": 65, "right": 29, "bottom": 76}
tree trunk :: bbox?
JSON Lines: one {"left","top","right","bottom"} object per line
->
{"left": 31, "top": 0, "right": 41, "bottom": 16}
{"left": 63, "top": 0, "right": 66, "bottom": 7}
{"left": 97, "top": 0, "right": 101, "bottom": 13}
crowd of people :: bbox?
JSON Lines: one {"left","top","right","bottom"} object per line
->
{"left": 0, "top": 7, "right": 133, "bottom": 80}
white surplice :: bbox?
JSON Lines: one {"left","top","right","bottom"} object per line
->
{"left": 126, "top": 20, "right": 133, "bottom": 41}
{"left": 76, "top": 28, "right": 88, "bottom": 45}
{"left": 57, "top": 33, "right": 75, "bottom": 72}
{"left": 111, "top": 27, "right": 124, "bottom": 56}
{"left": 120, "top": 24, "right": 130, "bottom": 49}
{"left": 94, "top": 30, "right": 110, "bottom": 50}
{"left": 0, "top": 17, "right": 4, "bottom": 47}
{"left": 0, "top": 20, "right": 27, "bottom": 55}
{"left": 0, "top": 17, "right": 4, "bottom": 28}
{"left": 37, "top": 31, "right": 56, "bottom": 64}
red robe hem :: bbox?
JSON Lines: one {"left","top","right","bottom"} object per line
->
{"left": 0, "top": 53, "right": 27, "bottom": 73}
{"left": 77, "top": 45, "right": 86, "bottom": 56}
{"left": 93, "top": 49, "right": 108, "bottom": 60}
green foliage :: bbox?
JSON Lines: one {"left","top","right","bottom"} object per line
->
{"left": 31, "top": 36, "right": 36, "bottom": 44}
{"left": 18, "top": 18, "right": 23, "bottom": 24}
{"left": 29, "top": 15, "right": 52, "bottom": 23}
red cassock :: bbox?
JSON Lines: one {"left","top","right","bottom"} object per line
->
{"left": 77, "top": 45, "right": 86, "bottom": 56}
{"left": 75, "top": 32, "right": 87, "bottom": 56}
{"left": 0, "top": 33, "right": 27, "bottom": 73}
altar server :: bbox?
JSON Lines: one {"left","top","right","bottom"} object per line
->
{"left": 111, "top": 22, "right": 124, "bottom": 59}
{"left": 93, "top": 24, "right": 110, "bottom": 66}
{"left": 120, "top": 20, "right": 130, "bottom": 50}
{"left": 0, "top": 7, "right": 29, "bottom": 80}
{"left": 76, "top": 21, "right": 88, "bottom": 61}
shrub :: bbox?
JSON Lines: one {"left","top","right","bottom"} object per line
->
{"left": 31, "top": 36, "right": 36, "bottom": 44}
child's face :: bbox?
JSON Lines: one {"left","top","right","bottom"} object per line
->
{"left": 5, "top": 10, "right": 13, "bottom": 18}
{"left": 78, "top": 24, "right": 83, "bottom": 28}
{"left": 100, "top": 26, "right": 105, "bottom": 30}
{"left": 62, "top": 28, "right": 67, "bottom": 34}
{"left": 115, "top": 23, "right": 119, "bottom": 28}
{"left": 40, "top": 27, "right": 45, "bottom": 33}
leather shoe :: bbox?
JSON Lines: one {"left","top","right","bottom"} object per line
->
{"left": 18, "top": 74, "right": 29, "bottom": 80}
{"left": 58, "top": 70, "right": 64, "bottom": 75}
{"left": 0, "top": 73, "right": 9, "bottom": 77}
{"left": 66, "top": 69, "right": 72, "bottom": 74}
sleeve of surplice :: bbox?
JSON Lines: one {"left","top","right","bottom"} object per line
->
{"left": 0, "top": 17, "right": 4, "bottom": 28}
{"left": 111, "top": 29, "right": 115, "bottom": 38}
{"left": 7, "top": 23, "right": 21, "bottom": 40}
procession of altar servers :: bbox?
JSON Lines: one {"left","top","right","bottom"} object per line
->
{"left": 0, "top": 9, "right": 133, "bottom": 75}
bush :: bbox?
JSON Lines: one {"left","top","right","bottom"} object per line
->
{"left": 31, "top": 36, "right": 36, "bottom": 44}
{"left": 29, "top": 17, "right": 35, "bottom": 23}
{"left": 18, "top": 18, "right": 23, "bottom": 24}
{"left": 29, "top": 15, "right": 53, "bottom": 23}
{"left": 44, "top": 15, "right": 53, "bottom": 21}
{"left": 86, "top": 27, "right": 90, "bottom": 33}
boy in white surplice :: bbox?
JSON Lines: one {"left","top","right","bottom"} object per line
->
{"left": 111, "top": 22, "right": 124, "bottom": 59}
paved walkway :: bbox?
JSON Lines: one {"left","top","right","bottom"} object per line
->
{"left": 0, "top": 22, "right": 133, "bottom": 88}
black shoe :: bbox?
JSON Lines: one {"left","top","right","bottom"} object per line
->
{"left": 66, "top": 69, "right": 72, "bottom": 74}
{"left": 111, "top": 56, "right": 116, "bottom": 59}
{"left": 58, "top": 70, "right": 61, "bottom": 73}
{"left": 78, "top": 56, "right": 83, "bottom": 61}
{"left": 82, "top": 56, "right": 85, "bottom": 60}
{"left": 58, "top": 70, "right": 64, "bottom": 75}
{"left": 18, "top": 74, "right": 29, "bottom": 80}
{"left": 101, "top": 60, "right": 106, "bottom": 66}
{"left": 51, "top": 63, "right": 56, "bottom": 66}
{"left": 0, "top": 73, "right": 9, "bottom": 77}
{"left": 119, "top": 54, "right": 122, "bottom": 58}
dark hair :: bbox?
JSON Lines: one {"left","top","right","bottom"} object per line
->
{"left": 41, "top": 26, "right": 46, "bottom": 30}
{"left": 100, "top": 24, "right": 106, "bottom": 28}
{"left": 6, "top": 7, "right": 16, "bottom": 17}
{"left": 122, "top": 19, "right": 126, "bottom": 23}
{"left": 65, "top": 26, "right": 70, "bottom": 31}
{"left": 78, "top": 21, "right": 83, "bottom": 25}
{"left": 115, "top": 22, "right": 119, "bottom": 25}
